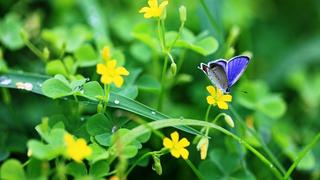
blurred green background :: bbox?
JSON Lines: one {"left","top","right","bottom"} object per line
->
{"left": 0, "top": 0, "right": 320, "bottom": 179}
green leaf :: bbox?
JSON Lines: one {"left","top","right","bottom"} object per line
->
{"left": 86, "top": 113, "right": 113, "bottom": 136}
{"left": 27, "top": 140, "right": 60, "bottom": 160}
{"left": 199, "top": 148, "right": 255, "bottom": 180}
{"left": 74, "top": 44, "right": 98, "bottom": 67}
{"left": 122, "top": 145, "right": 139, "bottom": 158}
{"left": 132, "top": 22, "right": 159, "bottom": 51}
{"left": 94, "top": 133, "right": 112, "bottom": 147}
{"left": 89, "top": 161, "right": 110, "bottom": 178}
{"left": 130, "top": 42, "right": 152, "bottom": 63}
{"left": 45, "top": 60, "right": 68, "bottom": 77}
{"left": 297, "top": 151, "right": 316, "bottom": 170}
{"left": 0, "top": 14, "right": 24, "bottom": 50}
{"left": 26, "top": 158, "right": 48, "bottom": 179}
{"left": 83, "top": 81, "right": 104, "bottom": 100}
{"left": 192, "top": 37, "right": 219, "bottom": 56}
{"left": 63, "top": 56, "right": 76, "bottom": 75}
{"left": 42, "top": 75, "right": 73, "bottom": 98}
{"left": 66, "top": 162, "right": 87, "bottom": 177}
{"left": 257, "top": 95, "right": 286, "bottom": 119}
{"left": 87, "top": 143, "right": 109, "bottom": 164}
{"left": 137, "top": 74, "right": 161, "bottom": 92}
{"left": 0, "top": 159, "right": 26, "bottom": 180}
{"left": 0, "top": 72, "right": 200, "bottom": 136}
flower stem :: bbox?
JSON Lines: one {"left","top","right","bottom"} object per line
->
{"left": 157, "top": 55, "right": 168, "bottom": 111}
{"left": 229, "top": 105, "right": 286, "bottom": 176}
{"left": 125, "top": 152, "right": 153, "bottom": 176}
{"left": 104, "top": 84, "right": 111, "bottom": 112}
{"left": 204, "top": 105, "right": 212, "bottom": 122}
{"left": 284, "top": 132, "right": 320, "bottom": 179}
{"left": 185, "top": 159, "right": 205, "bottom": 180}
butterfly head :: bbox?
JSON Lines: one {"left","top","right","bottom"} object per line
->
{"left": 198, "top": 63, "right": 209, "bottom": 75}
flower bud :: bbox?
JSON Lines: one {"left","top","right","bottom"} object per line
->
{"left": 97, "top": 102, "right": 104, "bottom": 113}
{"left": 170, "top": 62, "right": 177, "bottom": 76}
{"left": 43, "top": 47, "right": 50, "bottom": 61}
{"left": 225, "top": 47, "right": 235, "bottom": 59}
{"left": 227, "top": 25, "right": 240, "bottom": 46}
{"left": 196, "top": 136, "right": 209, "bottom": 160}
{"left": 27, "top": 149, "right": 32, "bottom": 157}
{"left": 179, "top": 6, "right": 187, "bottom": 23}
{"left": 152, "top": 154, "right": 162, "bottom": 175}
{"left": 224, "top": 114, "right": 234, "bottom": 128}
{"left": 20, "top": 29, "right": 29, "bottom": 42}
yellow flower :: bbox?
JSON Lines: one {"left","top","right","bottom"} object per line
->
{"left": 102, "top": 46, "right": 111, "bottom": 61}
{"left": 163, "top": 131, "right": 190, "bottom": 159}
{"left": 196, "top": 136, "right": 209, "bottom": 160}
{"left": 139, "top": 0, "right": 168, "bottom": 19}
{"left": 206, "top": 86, "right": 232, "bottom": 109}
{"left": 64, "top": 133, "right": 92, "bottom": 162}
{"left": 96, "top": 60, "right": 129, "bottom": 87}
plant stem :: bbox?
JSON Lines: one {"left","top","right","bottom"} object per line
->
{"left": 229, "top": 105, "right": 287, "bottom": 175}
{"left": 104, "top": 84, "right": 111, "bottom": 112}
{"left": 185, "top": 159, "right": 205, "bottom": 180}
{"left": 23, "top": 38, "right": 47, "bottom": 62}
{"left": 125, "top": 152, "right": 153, "bottom": 176}
{"left": 204, "top": 105, "right": 212, "bottom": 122}
{"left": 284, "top": 132, "right": 320, "bottom": 179}
{"left": 157, "top": 55, "right": 168, "bottom": 111}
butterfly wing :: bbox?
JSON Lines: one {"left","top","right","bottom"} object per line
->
{"left": 226, "top": 56, "right": 250, "bottom": 87}
{"left": 206, "top": 60, "right": 229, "bottom": 92}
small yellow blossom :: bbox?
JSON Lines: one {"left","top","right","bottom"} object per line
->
{"left": 102, "top": 46, "right": 111, "bottom": 61}
{"left": 206, "top": 86, "right": 232, "bottom": 109}
{"left": 64, "top": 133, "right": 92, "bottom": 162}
{"left": 139, "top": 0, "right": 168, "bottom": 19}
{"left": 109, "top": 176, "right": 119, "bottom": 180}
{"left": 96, "top": 60, "right": 129, "bottom": 87}
{"left": 196, "top": 136, "right": 209, "bottom": 160}
{"left": 163, "top": 131, "right": 190, "bottom": 159}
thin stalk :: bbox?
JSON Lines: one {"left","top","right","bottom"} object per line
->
{"left": 23, "top": 39, "right": 47, "bottom": 62}
{"left": 157, "top": 55, "right": 168, "bottom": 111}
{"left": 284, "top": 132, "right": 320, "bottom": 179}
{"left": 185, "top": 159, "right": 205, "bottom": 180}
{"left": 229, "top": 105, "right": 286, "bottom": 175}
{"left": 104, "top": 84, "right": 111, "bottom": 112}
{"left": 157, "top": 19, "right": 164, "bottom": 51}
{"left": 204, "top": 105, "right": 212, "bottom": 122}
{"left": 126, "top": 152, "right": 153, "bottom": 176}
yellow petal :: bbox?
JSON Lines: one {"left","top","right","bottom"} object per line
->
{"left": 64, "top": 133, "right": 74, "bottom": 145}
{"left": 163, "top": 137, "right": 173, "bottom": 148}
{"left": 217, "top": 101, "right": 228, "bottom": 110}
{"left": 148, "top": 0, "right": 158, "bottom": 8}
{"left": 107, "top": 60, "right": 117, "bottom": 69}
{"left": 116, "top": 67, "right": 129, "bottom": 76}
{"left": 206, "top": 86, "right": 216, "bottom": 96}
{"left": 170, "top": 131, "right": 179, "bottom": 143}
{"left": 177, "top": 138, "right": 190, "bottom": 148}
{"left": 139, "top": 7, "right": 150, "bottom": 13}
{"left": 113, "top": 76, "right": 124, "bottom": 88}
{"left": 220, "top": 94, "right": 232, "bottom": 102}
{"left": 96, "top": 64, "right": 107, "bottom": 74}
{"left": 101, "top": 75, "right": 112, "bottom": 84}
{"left": 206, "top": 96, "right": 215, "bottom": 105}
{"left": 102, "top": 46, "right": 110, "bottom": 61}
{"left": 144, "top": 12, "right": 153, "bottom": 18}
{"left": 179, "top": 148, "right": 189, "bottom": 159}
{"left": 170, "top": 148, "right": 180, "bottom": 158}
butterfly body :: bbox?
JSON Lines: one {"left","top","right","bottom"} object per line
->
{"left": 199, "top": 56, "right": 250, "bottom": 93}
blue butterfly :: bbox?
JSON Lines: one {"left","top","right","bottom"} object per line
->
{"left": 199, "top": 55, "right": 250, "bottom": 93}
